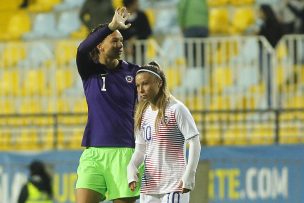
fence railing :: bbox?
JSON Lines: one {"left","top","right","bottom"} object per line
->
{"left": 1, "top": 35, "right": 303, "bottom": 115}
{"left": 192, "top": 108, "right": 304, "bottom": 146}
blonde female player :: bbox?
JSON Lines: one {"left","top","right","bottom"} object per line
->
{"left": 127, "top": 62, "right": 201, "bottom": 203}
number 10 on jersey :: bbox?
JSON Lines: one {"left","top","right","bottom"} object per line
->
{"left": 144, "top": 126, "right": 152, "bottom": 141}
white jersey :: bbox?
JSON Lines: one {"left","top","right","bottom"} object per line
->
{"left": 136, "top": 97, "right": 199, "bottom": 194}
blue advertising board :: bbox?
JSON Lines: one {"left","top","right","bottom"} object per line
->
{"left": 0, "top": 145, "right": 303, "bottom": 203}
{"left": 201, "top": 145, "right": 303, "bottom": 203}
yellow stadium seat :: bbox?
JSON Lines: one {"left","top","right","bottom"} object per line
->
{"left": 69, "top": 129, "right": 83, "bottom": 149}
{"left": 212, "top": 67, "right": 233, "bottom": 93}
{"left": 79, "top": 115, "right": 87, "bottom": 124}
{"left": 226, "top": 113, "right": 247, "bottom": 123}
{"left": 62, "top": 114, "right": 87, "bottom": 125}
{"left": 286, "top": 96, "right": 304, "bottom": 108}
{"left": 112, "top": 0, "right": 123, "bottom": 9}
{"left": 229, "top": 0, "right": 255, "bottom": 5}
{"left": 185, "top": 95, "right": 204, "bottom": 111}
{"left": 40, "top": 117, "right": 55, "bottom": 125}
{"left": 45, "top": 129, "right": 55, "bottom": 149}
{"left": 204, "top": 127, "right": 222, "bottom": 146}
{"left": 282, "top": 83, "right": 298, "bottom": 95}
{"left": 275, "top": 66, "right": 285, "bottom": 87}
{"left": 280, "top": 126, "right": 304, "bottom": 144}
{"left": 15, "top": 129, "right": 39, "bottom": 150}
{"left": 214, "top": 41, "right": 239, "bottom": 64}
{"left": 7, "top": 117, "right": 26, "bottom": 126}
{"left": 58, "top": 115, "right": 78, "bottom": 125}
{"left": 276, "top": 42, "right": 288, "bottom": 62}
{"left": 300, "top": 66, "right": 304, "bottom": 83}
{"left": 294, "top": 65, "right": 304, "bottom": 84}
{"left": 205, "top": 112, "right": 230, "bottom": 123}
{"left": 19, "top": 116, "right": 34, "bottom": 125}
{"left": 0, "top": 0, "right": 23, "bottom": 10}
{"left": 248, "top": 83, "right": 265, "bottom": 94}
{"left": 28, "top": 115, "right": 54, "bottom": 126}
{"left": 145, "top": 39, "right": 157, "bottom": 60}
{"left": 209, "top": 96, "right": 231, "bottom": 110}
{"left": 1, "top": 42, "right": 27, "bottom": 68}
{"left": 47, "top": 98, "right": 71, "bottom": 113}
{"left": 21, "top": 69, "right": 46, "bottom": 96}
{"left": 70, "top": 25, "right": 89, "bottom": 39}
{"left": 192, "top": 113, "right": 202, "bottom": 125}
{"left": 145, "top": 8, "right": 156, "bottom": 28}
{"left": 55, "top": 69, "right": 74, "bottom": 94}
{"left": 0, "top": 11, "right": 14, "bottom": 39}
{"left": 0, "top": 11, "right": 31, "bottom": 40}
{"left": 236, "top": 96, "right": 256, "bottom": 109}
{"left": 165, "top": 67, "right": 181, "bottom": 90}
{"left": 295, "top": 111, "right": 304, "bottom": 120}
{"left": 19, "top": 99, "right": 43, "bottom": 114}
{"left": 249, "top": 124, "right": 275, "bottom": 145}
{"left": 6, "top": 11, "right": 31, "bottom": 40}
{"left": 230, "top": 7, "right": 255, "bottom": 34}
{"left": 28, "top": 0, "right": 61, "bottom": 12}
{"left": 280, "top": 112, "right": 297, "bottom": 121}
{"left": 175, "top": 57, "right": 186, "bottom": 66}
{"left": 0, "top": 117, "right": 7, "bottom": 125}
{"left": 209, "top": 8, "right": 229, "bottom": 34}
{"left": 208, "top": 0, "right": 228, "bottom": 6}
{"left": 224, "top": 124, "right": 248, "bottom": 145}
{"left": 0, "top": 70, "right": 19, "bottom": 96}
{"left": 57, "top": 128, "right": 82, "bottom": 150}
{"left": 0, "top": 131, "right": 11, "bottom": 150}
{"left": 55, "top": 41, "right": 78, "bottom": 66}
{"left": 74, "top": 98, "right": 88, "bottom": 113}
{"left": 55, "top": 128, "right": 66, "bottom": 149}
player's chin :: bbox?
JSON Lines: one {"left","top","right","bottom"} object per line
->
{"left": 114, "top": 54, "right": 121, "bottom": 59}
{"left": 140, "top": 94, "right": 149, "bottom": 99}
{"left": 112, "top": 52, "right": 122, "bottom": 59}
{"left": 117, "top": 54, "right": 123, "bottom": 59}
{"left": 139, "top": 97, "right": 148, "bottom": 102}
{"left": 117, "top": 50, "right": 123, "bottom": 57}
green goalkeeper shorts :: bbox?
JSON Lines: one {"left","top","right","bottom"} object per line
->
{"left": 76, "top": 147, "right": 142, "bottom": 201}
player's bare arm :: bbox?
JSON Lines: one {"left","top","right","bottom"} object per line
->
{"left": 108, "top": 7, "right": 131, "bottom": 31}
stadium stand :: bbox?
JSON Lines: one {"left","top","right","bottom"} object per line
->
{"left": 0, "top": 0, "right": 304, "bottom": 151}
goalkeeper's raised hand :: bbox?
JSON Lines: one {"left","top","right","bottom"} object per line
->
{"left": 108, "top": 7, "right": 131, "bottom": 31}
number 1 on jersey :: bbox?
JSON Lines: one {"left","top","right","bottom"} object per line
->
{"left": 101, "top": 76, "right": 106, "bottom": 91}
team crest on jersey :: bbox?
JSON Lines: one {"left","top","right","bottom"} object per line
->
{"left": 162, "top": 116, "right": 170, "bottom": 125}
{"left": 125, "top": 75, "right": 134, "bottom": 83}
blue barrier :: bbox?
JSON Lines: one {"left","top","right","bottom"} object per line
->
{"left": 201, "top": 145, "right": 304, "bottom": 203}
{"left": 1, "top": 145, "right": 303, "bottom": 203}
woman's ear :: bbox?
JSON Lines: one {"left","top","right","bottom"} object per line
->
{"left": 97, "top": 44, "right": 103, "bottom": 52}
{"left": 158, "top": 80, "right": 163, "bottom": 88}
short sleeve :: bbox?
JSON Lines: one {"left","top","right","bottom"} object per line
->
{"left": 175, "top": 102, "right": 199, "bottom": 140}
